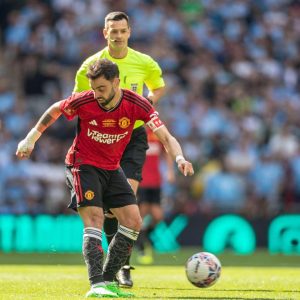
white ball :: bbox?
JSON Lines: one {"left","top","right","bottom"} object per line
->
{"left": 185, "top": 252, "right": 221, "bottom": 288}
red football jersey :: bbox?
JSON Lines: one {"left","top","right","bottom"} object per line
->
{"left": 59, "top": 89, "right": 164, "bottom": 170}
{"left": 140, "top": 128, "right": 164, "bottom": 188}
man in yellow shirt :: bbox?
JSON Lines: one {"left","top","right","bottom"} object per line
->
{"left": 74, "top": 11, "right": 165, "bottom": 288}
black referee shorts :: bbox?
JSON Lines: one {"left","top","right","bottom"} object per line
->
{"left": 120, "top": 125, "right": 148, "bottom": 182}
{"left": 137, "top": 187, "right": 161, "bottom": 205}
{"left": 65, "top": 164, "right": 137, "bottom": 211}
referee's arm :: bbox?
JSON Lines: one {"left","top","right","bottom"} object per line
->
{"left": 147, "top": 86, "right": 165, "bottom": 105}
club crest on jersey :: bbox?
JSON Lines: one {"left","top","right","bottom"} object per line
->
{"left": 102, "top": 119, "right": 116, "bottom": 127}
{"left": 119, "top": 117, "right": 130, "bottom": 129}
{"left": 130, "top": 83, "right": 138, "bottom": 92}
{"left": 84, "top": 190, "right": 94, "bottom": 200}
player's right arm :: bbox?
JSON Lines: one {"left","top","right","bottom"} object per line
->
{"left": 16, "top": 101, "right": 63, "bottom": 160}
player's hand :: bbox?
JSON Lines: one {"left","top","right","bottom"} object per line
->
{"left": 16, "top": 128, "right": 41, "bottom": 159}
{"left": 177, "top": 159, "right": 194, "bottom": 176}
{"left": 16, "top": 139, "right": 34, "bottom": 160}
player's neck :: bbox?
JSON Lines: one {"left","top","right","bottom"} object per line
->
{"left": 108, "top": 46, "right": 128, "bottom": 59}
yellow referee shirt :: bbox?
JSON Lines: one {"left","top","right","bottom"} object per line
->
{"left": 73, "top": 47, "right": 165, "bottom": 129}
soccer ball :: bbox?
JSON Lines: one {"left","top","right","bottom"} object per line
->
{"left": 185, "top": 252, "right": 221, "bottom": 288}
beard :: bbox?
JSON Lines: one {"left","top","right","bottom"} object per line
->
{"left": 98, "top": 88, "right": 115, "bottom": 107}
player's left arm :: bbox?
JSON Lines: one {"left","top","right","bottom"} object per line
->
{"left": 153, "top": 126, "right": 194, "bottom": 177}
{"left": 16, "top": 101, "right": 63, "bottom": 160}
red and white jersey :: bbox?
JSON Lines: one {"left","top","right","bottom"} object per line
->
{"left": 140, "top": 128, "right": 164, "bottom": 188}
{"left": 59, "top": 89, "right": 164, "bottom": 170}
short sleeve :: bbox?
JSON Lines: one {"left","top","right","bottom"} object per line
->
{"left": 144, "top": 57, "right": 165, "bottom": 91}
{"left": 59, "top": 94, "right": 79, "bottom": 120}
{"left": 145, "top": 110, "right": 165, "bottom": 132}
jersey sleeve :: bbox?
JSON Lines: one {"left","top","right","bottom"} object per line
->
{"left": 145, "top": 111, "right": 165, "bottom": 132}
{"left": 144, "top": 56, "right": 165, "bottom": 91}
{"left": 136, "top": 100, "right": 164, "bottom": 132}
{"left": 59, "top": 94, "right": 80, "bottom": 120}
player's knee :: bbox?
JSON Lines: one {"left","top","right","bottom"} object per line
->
{"left": 135, "top": 215, "right": 143, "bottom": 231}
{"left": 122, "top": 214, "right": 142, "bottom": 231}
{"left": 79, "top": 208, "right": 104, "bottom": 229}
{"left": 105, "top": 212, "right": 115, "bottom": 218}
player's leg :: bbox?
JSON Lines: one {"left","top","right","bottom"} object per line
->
{"left": 137, "top": 188, "right": 161, "bottom": 264}
{"left": 150, "top": 203, "right": 164, "bottom": 224}
{"left": 117, "top": 126, "right": 148, "bottom": 287}
{"left": 147, "top": 188, "right": 163, "bottom": 240}
{"left": 103, "top": 204, "right": 142, "bottom": 281}
{"left": 136, "top": 188, "right": 151, "bottom": 256}
{"left": 100, "top": 169, "right": 141, "bottom": 297}
{"left": 135, "top": 204, "right": 151, "bottom": 255}
{"left": 93, "top": 204, "right": 140, "bottom": 298}
{"left": 102, "top": 164, "right": 139, "bottom": 249}
{"left": 102, "top": 179, "right": 138, "bottom": 264}
{"left": 78, "top": 206, "right": 105, "bottom": 285}
{"left": 65, "top": 166, "right": 118, "bottom": 298}
{"left": 103, "top": 212, "right": 118, "bottom": 246}
{"left": 80, "top": 206, "right": 134, "bottom": 298}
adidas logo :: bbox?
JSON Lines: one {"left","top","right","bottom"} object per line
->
{"left": 89, "top": 120, "right": 98, "bottom": 126}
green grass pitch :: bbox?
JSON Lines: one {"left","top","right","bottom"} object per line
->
{"left": 0, "top": 248, "right": 299, "bottom": 299}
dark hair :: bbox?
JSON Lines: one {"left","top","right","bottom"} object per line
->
{"left": 104, "top": 11, "right": 129, "bottom": 28}
{"left": 86, "top": 59, "right": 119, "bottom": 81}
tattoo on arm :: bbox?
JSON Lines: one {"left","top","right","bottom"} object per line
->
{"left": 34, "top": 102, "right": 62, "bottom": 133}
{"left": 40, "top": 114, "right": 54, "bottom": 127}
{"left": 36, "top": 113, "right": 56, "bottom": 131}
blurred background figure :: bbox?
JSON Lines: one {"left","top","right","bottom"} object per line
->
{"left": 136, "top": 128, "right": 175, "bottom": 264}
{"left": 0, "top": 0, "right": 299, "bottom": 219}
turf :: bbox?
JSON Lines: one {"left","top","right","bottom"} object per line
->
{"left": 0, "top": 249, "right": 299, "bottom": 299}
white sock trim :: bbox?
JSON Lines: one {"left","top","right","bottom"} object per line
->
{"left": 84, "top": 227, "right": 102, "bottom": 240}
{"left": 118, "top": 225, "right": 139, "bottom": 241}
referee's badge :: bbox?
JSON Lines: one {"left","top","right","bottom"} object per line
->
{"left": 119, "top": 117, "right": 130, "bottom": 129}
{"left": 130, "top": 83, "right": 138, "bottom": 92}
{"left": 85, "top": 190, "right": 95, "bottom": 200}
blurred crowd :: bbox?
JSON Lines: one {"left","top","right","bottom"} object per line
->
{"left": 0, "top": 0, "right": 299, "bottom": 218}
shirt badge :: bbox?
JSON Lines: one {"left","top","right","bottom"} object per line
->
{"left": 102, "top": 119, "right": 116, "bottom": 127}
{"left": 85, "top": 190, "right": 95, "bottom": 200}
{"left": 119, "top": 117, "right": 130, "bottom": 129}
{"left": 130, "top": 83, "right": 138, "bottom": 92}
